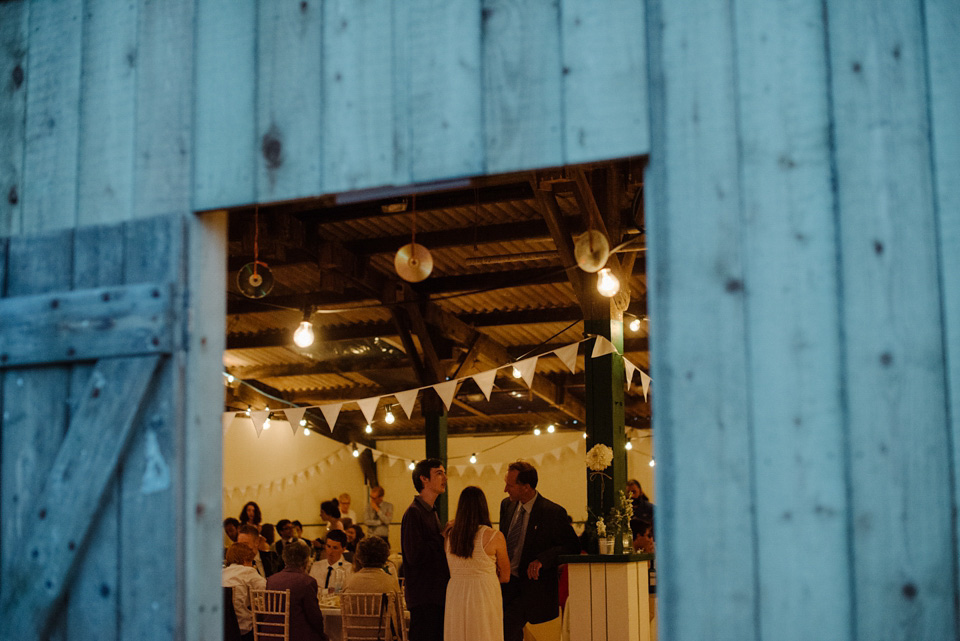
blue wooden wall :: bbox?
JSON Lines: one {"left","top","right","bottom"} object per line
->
{"left": 646, "top": 0, "right": 960, "bottom": 640}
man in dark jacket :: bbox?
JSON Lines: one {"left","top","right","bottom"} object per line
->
{"left": 499, "top": 460, "right": 578, "bottom": 641}
{"left": 265, "top": 543, "right": 327, "bottom": 641}
{"left": 400, "top": 458, "right": 450, "bottom": 641}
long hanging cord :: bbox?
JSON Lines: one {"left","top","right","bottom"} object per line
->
{"left": 253, "top": 205, "right": 261, "bottom": 277}
{"left": 410, "top": 194, "right": 417, "bottom": 247}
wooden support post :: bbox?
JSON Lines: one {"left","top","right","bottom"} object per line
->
{"left": 421, "top": 392, "right": 448, "bottom": 523}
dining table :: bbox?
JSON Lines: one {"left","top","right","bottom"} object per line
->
{"left": 318, "top": 592, "right": 409, "bottom": 641}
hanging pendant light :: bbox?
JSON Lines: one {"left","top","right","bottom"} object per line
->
{"left": 293, "top": 309, "right": 315, "bottom": 348}
{"left": 597, "top": 267, "right": 620, "bottom": 297}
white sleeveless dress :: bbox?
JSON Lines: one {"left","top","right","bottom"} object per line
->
{"left": 443, "top": 525, "right": 503, "bottom": 641}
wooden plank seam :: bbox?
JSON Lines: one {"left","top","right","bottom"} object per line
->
{"left": 0, "top": 354, "right": 162, "bottom": 640}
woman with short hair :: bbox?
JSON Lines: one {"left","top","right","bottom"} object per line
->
{"left": 222, "top": 542, "right": 267, "bottom": 641}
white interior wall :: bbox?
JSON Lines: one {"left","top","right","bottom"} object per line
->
{"left": 224, "top": 420, "right": 655, "bottom": 551}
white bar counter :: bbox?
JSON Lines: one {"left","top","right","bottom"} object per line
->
{"left": 560, "top": 553, "right": 655, "bottom": 641}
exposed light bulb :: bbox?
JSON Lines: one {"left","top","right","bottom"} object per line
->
{"left": 546, "top": 424, "right": 555, "bottom": 433}
{"left": 625, "top": 441, "right": 633, "bottom": 450}
{"left": 533, "top": 427, "right": 541, "bottom": 436}
{"left": 263, "top": 418, "right": 271, "bottom": 430}
{"left": 365, "top": 423, "right": 373, "bottom": 434}
{"left": 582, "top": 432, "right": 588, "bottom": 439}
{"left": 469, "top": 453, "right": 477, "bottom": 464}
{"left": 293, "top": 320, "right": 315, "bottom": 348}
{"left": 303, "top": 427, "right": 310, "bottom": 436}
{"left": 299, "top": 418, "right": 307, "bottom": 427}
{"left": 408, "top": 461, "right": 416, "bottom": 470}
{"left": 649, "top": 458, "right": 656, "bottom": 467}
{"left": 597, "top": 267, "right": 620, "bottom": 297}
{"left": 512, "top": 366, "right": 522, "bottom": 379}
{"left": 385, "top": 409, "right": 395, "bottom": 424}
{"left": 352, "top": 447, "right": 360, "bottom": 458}
{"left": 224, "top": 372, "right": 235, "bottom": 383}
{"left": 629, "top": 317, "right": 641, "bottom": 332}
{"left": 245, "top": 406, "right": 251, "bottom": 416}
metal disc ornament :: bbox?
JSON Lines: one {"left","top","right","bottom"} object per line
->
{"left": 574, "top": 230, "right": 611, "bottom": 273}
{"left": 237, "top": 261, "right": 275, "bottom": 298}
{"left": 394, "top": 243, "right": 434, "bottom": 283}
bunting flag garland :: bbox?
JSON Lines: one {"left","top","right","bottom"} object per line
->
{"left": 394, "top": 388, "right": 420, "bottom": 419}
{"left": 250, "top": 410, "right": 269, "bottom": 436}
{"left": 472, "top": 369, "right": 497, "bottom": 401}
{"left": 283, "top": 407, "right": 306, "bottom": 434}
{"left": 223, "top": 435, "right": 591, "bottom": 497}
{"left": 319, "top": 403, "right": 342, "bottom": 433}
{"left": 226, "top": 336, "right": 651, "bottom": 436}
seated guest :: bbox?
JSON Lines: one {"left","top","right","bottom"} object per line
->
{"left": 274, "top": 519, "right": 310, "bottom": 560}
{"left": 222, "top": 542, "right": 266, "bottom": 641}
{"left": 320, "top": 499, "right": 345, "bottom": 533}
{"left": 238, "top": 524, "right": 281, "bottom": 578}
{"left": 266, "top": 543, "right": 328, "bottom": 641}
{"left": 344, "top": 536, "right": 401, "bottom": 594}
{"left": 260, "top": 523, "right": 276, "bottom": 547}
{"left": 309, "top": 530, "right": 353, "bottom": 592}
{"left": 344, "top": 524, "right": 364, "bottom": 561}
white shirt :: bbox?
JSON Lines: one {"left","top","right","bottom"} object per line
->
{"left": 222, "top": 564, "right": 266, "bottom": 633}
{"left": 309, "top": 557, "right": 353, "bottom": 590}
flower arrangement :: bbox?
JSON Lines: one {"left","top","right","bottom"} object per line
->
{"left": 585, "top": 443, "right": 614, "bottom": 472}
{"left": 606, "top": 490, "right": 634, "bottom": 537}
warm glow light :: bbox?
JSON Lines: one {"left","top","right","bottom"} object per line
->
{"left": 385, "top": 409, "right": 395, "bottom": 424}
{"left": 629, "top": 317, "right": 641, "bottom": 332}
{"left": 299, "top": 418, "right": 307, "bottom": 427}
{"left": 245, "top": 406, "right": 251, "bottom": 416}
{"left": 649, "top": 459, "right": 656, "bottom": 467}
{"left": 512, "top": 366, "right": 522, "bottom": 378}
{"left": 533, "top": 428, "right": 541, "bottom": 436}
{"left": 224, "top": 372, "right": 235, "bottom": 383}
{"left": 263, "top": 418, "right": 271, "bottom": 430}
{"left": 582, "top": 432, "right": 588, "bottom": 439}
{"left": 293, "top": 320, "right": 315, "bottom": 348}
{"left": 365, "top": 423, "right": 373, "bottom": 434}
{"left": 597, "top": 268, "right": 620, "bottom": 297}
{"left": 303, "top": 428, "right": 310, "bottom": 436}
{"left": 408, "top": 461, "right": 416, "bottom": 470}
{"left": 469, "top": 453, "right": 477, "bottom": 464}
{"left": 352, "top": 447, "right": 360, "bottom": 458}
{"left": 625, "top": 441, "right": 633, "bottom": 450}
{"left": 546, "top": 424, "right": 555, "bottom": 433}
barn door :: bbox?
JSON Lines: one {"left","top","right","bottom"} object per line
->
{"left": 0, "top": 216, "right": 189, "bottom": 640}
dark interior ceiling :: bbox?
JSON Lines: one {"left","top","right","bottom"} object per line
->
{"left": 224, "top": 158, "right": 650, "bottom": 448}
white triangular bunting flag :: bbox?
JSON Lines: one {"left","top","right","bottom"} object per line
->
{"left": 387, "top": 455, "right": 400, "bottom": 468}
{"left": 472, "top": 369, "right": 497, "bottom": 401}
{"left": 222, "top": 412, "right": 236, "bottom": 436}
{"left": 567, "top": 439, "right": 580, "bottom": 453}
{"left": 492, "top": 463, "right": 502, "bottom": 476}
{"left": 533, "top": 453, "right": 544, "bottom": 465}
{"left": 319, "top": 403, "right": 342, "bottom": 432}
{"left": 394, "top": 388, "right": 420, "bottom": 419}
{"left": 640, "top": 371, "right": 651, "bottom": 401}
{"left": 591, "top": 335, "right": 617, "bottom": 358}
{"left": 433, "top": 380, "right": 459, "bottom": 410}
{"left": 550, "top": 447, "right": 562, "bottom": 461}
{"left": 553, "top": 342, "right": 580, "bottom": 373}
{"left": 283, "top": 407, "right": 307, "bottom": 434}
{"left": 623, "top": 359, "right": 637, "bottom": 391}
{"left": 371, "top": 450, "right": 383, "bottom": 462}
{"left": 356, "top": 397, "right": 381, "bottom": 424}
{"left": 453, "top": 465, "right": 466, "bottom": 476}
{"left": 250, "top": 411, "right": 269, "bottom": 437}
{"left": 514, "top": 357, "right": 538, "bottom": 388}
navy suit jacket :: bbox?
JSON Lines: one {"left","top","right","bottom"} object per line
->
{"left": 499, "top": 493, "right": 577, "bottom": 623}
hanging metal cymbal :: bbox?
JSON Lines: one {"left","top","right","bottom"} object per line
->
{"left": 574, "top": 230, "right": 611, "bottom": 273}
{"left": 395, "top": 243, "right": 434, "bottom": 282}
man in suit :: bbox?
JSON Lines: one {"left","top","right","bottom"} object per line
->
{"left": 238, "top": 524, "right": 281, "bottom": 578}
{"left": 499, "top": 460, "right": 578, "bottom": 641}
{"left": 266, "top": 543, "right": 328, "bottom": 641}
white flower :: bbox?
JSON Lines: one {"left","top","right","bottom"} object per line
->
{"left": 585, "top": 444, "right": 614, "bottom": 472}
{"left": 596, "top": 518, "right": 606, "bottom": 537}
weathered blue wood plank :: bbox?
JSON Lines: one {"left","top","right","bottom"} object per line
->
{"left": 644, "top": 2, "right": 757, "bottom": 640}
{"left": 22, "top": 0, "right": 84, "bottom": 232}
{"left": 924, "top": 2, "right": 960, "bottom": 611}
{"left": 561, "top": 0, "right": 648, "bottom": 164}
{"left": 826, "top": 1, "right": 955, "bottom": 638}
{"left": 65, "top": 223, "right": 125, "bottom": 640}
{"left": 119, "top": 215, "right": 182, "bottom": 640}
{"left": 0, "top": 282, "right": 174, "bottom": 367}
{"left": 321, "top": 0, "right": 400, "bottom": 193}
{"left": 0, "top": 232, "right": 73, "bottom": 636}
{"left": 0, "top": 0, "right": 28, "bottom": 237}
{"left": 732, "top": 2, "right": 852, "bottom": 639}
{"left": 406, "top": 0, "right": 483, "bottom": 182}
{"left": 76, "top": 0, "right": 137, "bottom": 226}
{"left": 482, "top": 0, "right": 563, "bottom": 173}
{"left": 134, "top": 0, "right": 194, "bottom": 216}
{"left": 0, "top": 355, "right": 161, "bottom": 641}
{"left": 255, "top": 0, "right": 324, "bottom": 201}
{"left": 194, "top": 0, "right": 256, "bottom": 210}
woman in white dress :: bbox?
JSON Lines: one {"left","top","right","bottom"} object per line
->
{"left": 444, "top": 486, "right": 511, "bottom": 641}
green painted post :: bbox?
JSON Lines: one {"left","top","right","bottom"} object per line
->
{"left": 422, "top": 392, "right": 449, "bottom": 523}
